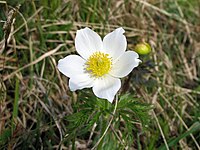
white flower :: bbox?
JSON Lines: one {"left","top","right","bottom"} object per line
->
{"left": 58, "top": 27, "right": 141, "bottom": 103}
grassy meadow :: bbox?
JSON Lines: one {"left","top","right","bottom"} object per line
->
{"left": 0, "top": 0, "right": 200, "bottom": 149}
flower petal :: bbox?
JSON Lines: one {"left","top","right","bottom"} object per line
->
{"left": 92, "top": 75, "right": 121, "bottom": 103}
{"left": 75, "top": 27, "right": 103, "bottom": 59}
{"left": 110, "top": 51, "right": 141, "bottom": 78}
{"left": 103, "top": 27, "right": 127, "bottom": 60}
{"left": 57, "top": 55, "right": 85, "bottom": 77}
{"left": 69, "top": 74, "right": 94, "bottom": 91}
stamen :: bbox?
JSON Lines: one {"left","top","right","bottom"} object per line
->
{"left": 86, "top": 52, "right": 112, "bottom": 77}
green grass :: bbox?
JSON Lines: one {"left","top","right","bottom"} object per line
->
{"left": 0, "top": 0, "right": 200, "bottom": 149}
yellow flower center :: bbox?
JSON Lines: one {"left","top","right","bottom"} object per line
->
{"left": 86, "top": 52, "right": 112, "bottom": 77}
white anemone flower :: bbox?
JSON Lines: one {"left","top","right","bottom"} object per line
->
{"left": 58, "top": 27, "right": 141, "bottom": 103}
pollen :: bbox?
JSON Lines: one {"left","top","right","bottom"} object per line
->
{"left": 86, "top": 52, "right": 112, "bottom": 77}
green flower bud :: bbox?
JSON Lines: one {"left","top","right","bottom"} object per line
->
{"left": 134, "top": 42, "right": 151, "bottom": 55}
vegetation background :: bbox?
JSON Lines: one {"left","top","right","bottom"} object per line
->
{"left": 0, "top": 0, "right": 200, "bottom": 149}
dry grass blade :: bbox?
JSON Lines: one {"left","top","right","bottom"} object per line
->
{"left": 3, "top": 43, "right": 65, "bottom": 81}
{"left": 159, "top": 92, "right": 200, "bottom": 150}
{"left": 152, "top": 110, "right": 170, "bottom": 150}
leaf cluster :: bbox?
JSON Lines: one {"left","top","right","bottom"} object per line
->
{"left": 118, "top": 94, "right": 152, "bottom": 126}
{"left": 63, "top": 92, "right": 152, "bottom": 149}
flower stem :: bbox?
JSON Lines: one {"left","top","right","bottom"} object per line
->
{"left": 91, "top": 96, "right": 118, "bottom": 150}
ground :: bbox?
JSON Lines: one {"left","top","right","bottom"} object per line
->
{"left": 0, "top": 0, "right": 200, "bottom": 149}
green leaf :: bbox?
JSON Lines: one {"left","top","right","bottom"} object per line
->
{"left": 158, "top": 122, "right": 200, "bottom": 150}
{"left": 118, "top": 93, "right": 152, "bottom": 126}
{"left": 0, "top": 128, "right": 11, "bottom": 144}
